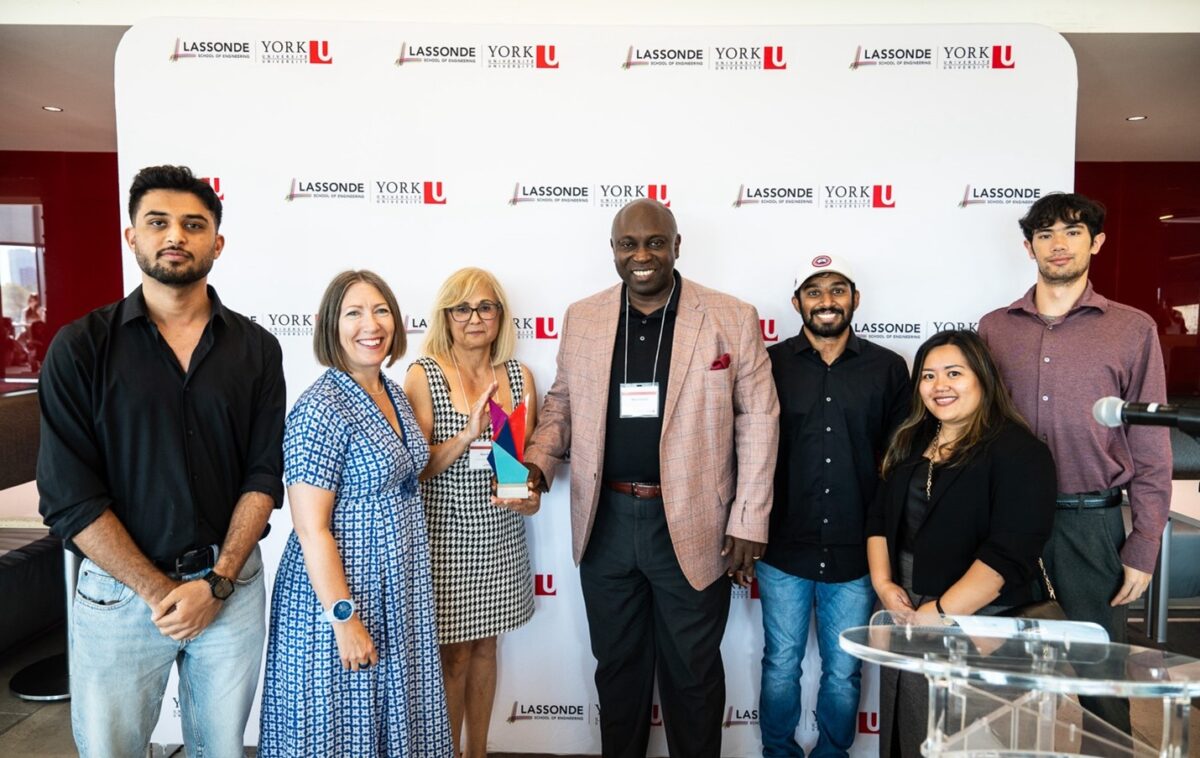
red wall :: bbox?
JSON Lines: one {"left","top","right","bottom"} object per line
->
{"left": 0, "top": 151, "right": 124, "bottom": 341}
{"left": 1076, "top": 162, "right": 1200, "bottom": 396}
{"left": 1076, "top": 162, "right": 1200, "bottom": 319}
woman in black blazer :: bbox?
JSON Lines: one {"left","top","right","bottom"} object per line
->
{"left": 866, "top": 329, "right": 1056, "bottom": 757}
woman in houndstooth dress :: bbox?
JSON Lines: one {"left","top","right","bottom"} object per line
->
{"left": 405, "top": 268, "right": 539, "bottom": 758}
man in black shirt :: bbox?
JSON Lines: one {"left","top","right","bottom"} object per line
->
{"left": 37, "top": 165, "right": 285, "bottom": 757}
{"left": 759, "top": 255, "right": 909, "bottom": 757}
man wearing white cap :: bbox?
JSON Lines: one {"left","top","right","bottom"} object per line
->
{"left": 758, "top": 255, "right": 909, "bottom": 757}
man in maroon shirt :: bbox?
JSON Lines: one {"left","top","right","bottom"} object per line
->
{"left": 979, "top": 192, "right": 1171, "bottom": 734}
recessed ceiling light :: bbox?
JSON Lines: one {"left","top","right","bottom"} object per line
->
{"left": 1125, "top": 115, "right": 1148, "bottom": 121}
{"left": 41, "top": 105, "right": 63, "bottom": 112}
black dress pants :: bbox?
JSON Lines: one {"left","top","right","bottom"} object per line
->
{"left": 580, "top": 489, "right": 732, "bottom": 758}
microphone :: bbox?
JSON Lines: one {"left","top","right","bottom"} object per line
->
{"left": 1092, "top": 396, "right": 1200, "bottom": 435}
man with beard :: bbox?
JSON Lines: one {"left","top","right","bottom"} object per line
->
{"left": 758, "top": 255, "right": 908, "bottom": 757}
{"left": 37, "top": 165, "right": 285, "bottom": 756}
{"left": 523, "top": 198, "right": 778, "bottom": 757}
{"left": 979, "top": 192, "right": 1170, "bottom": 735}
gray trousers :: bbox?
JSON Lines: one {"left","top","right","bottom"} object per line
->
{"left": 1042, "top": 504, "right": 1132, "bottom": 734}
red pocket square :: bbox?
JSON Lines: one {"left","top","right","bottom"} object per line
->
{"left": 710, "top": 353, "right": 731, "bottom": 370}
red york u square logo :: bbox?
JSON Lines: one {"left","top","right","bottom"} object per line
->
{"left": 309, "top": 40, "right": 332, "bottom": 64}
{"left": 200, "top": 177, "right": 223, "bottom": 201}
{"left": 534, "top": 317, "right": 559, "bottom": 340}
{"left": 648, "top": 184, "right": 670, "bottom": 207}
{"left": 759, "top": 319, "right": 778, "bottom": 343}
{"left": 991, "top": 45, "right": 1014, "bottom": 69}
{"left": 534, "top": 574, "right": 557, "bottom": 595}
{"left": 763, "top": 45, "right": 787, "bottom": 70}
{"left": 872, "top": 184, "right": 896, "bottom": 208}
{"left": 536, "top": 45, "right": 559, "bottom": 69}
{"left": 422, "top": 181, "right": 446, "bottom": 205}
{"left": 859, "top": 710, "right": 880, "bottom": 734}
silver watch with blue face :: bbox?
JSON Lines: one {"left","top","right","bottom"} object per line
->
{"left": 322, "top": 598, "right": 355, "bottom": 623}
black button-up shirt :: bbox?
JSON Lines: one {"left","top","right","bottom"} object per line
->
{"left": 37, "top": 286, "right": 285, "bottom": 561}
{"left": 764, "top": 331, "right": 909, "bottom": 581}
{"left": 602, "top": 274, "right": 681, "bottom": 483}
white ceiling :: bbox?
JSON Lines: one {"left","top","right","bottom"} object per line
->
{"left": 0, "top": 26, "right": 125, "bottom": 153}
{"left": 0, "top": 25, "right": 1197, "bottom": 160}
{"left": 1067, "top": 33, "right": 1200, "bottom": 160}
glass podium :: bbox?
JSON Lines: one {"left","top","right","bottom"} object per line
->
{"left": 840, "top": 611, "right": 1200, "bottom": 757}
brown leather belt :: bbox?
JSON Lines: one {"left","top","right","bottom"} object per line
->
{"left": 605, "top": 481, "right": 663, "bottom": 499}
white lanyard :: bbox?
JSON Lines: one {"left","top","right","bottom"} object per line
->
{"left": 622, "top": 277, "right": 676, "bottom": 385}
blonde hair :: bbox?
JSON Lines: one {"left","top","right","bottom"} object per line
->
{"left": 422, "top": 267, "right": 516, "bottom": 365}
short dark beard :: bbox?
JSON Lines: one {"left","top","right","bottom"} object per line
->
{"left": 135, "top": 249, "right": 213, "bottom": 286}
{"left": 1037, "top": 262, "right": 1088, "bottom": 286}
{"left": 804, "top": 307, "right": 854, "bottom": 338}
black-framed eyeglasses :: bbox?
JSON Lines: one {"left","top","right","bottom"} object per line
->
{"left": 446, "top": 301, "right": 502, "bottom": 322}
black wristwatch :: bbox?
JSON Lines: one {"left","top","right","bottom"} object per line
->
{"left": 204, "top": 571, "right": 235, "bottom": 601}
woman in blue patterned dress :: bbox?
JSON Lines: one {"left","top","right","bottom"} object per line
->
{"left": 259, "top": 270, "right": 453, "bottom": 757}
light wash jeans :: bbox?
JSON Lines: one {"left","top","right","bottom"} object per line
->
{"left": 70, "top": 546, "right": 266, "bottom": 758}
{"left": 757, "top": 561, "right": 876, "bottom": 758}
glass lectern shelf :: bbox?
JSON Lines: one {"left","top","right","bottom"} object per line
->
{"left": 840, "top": 610, "right": 1200, "bottom": 757}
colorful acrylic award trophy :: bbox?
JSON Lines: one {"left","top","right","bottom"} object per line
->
{"left": 488, "top": 396, "right": 530, "bottom": 499}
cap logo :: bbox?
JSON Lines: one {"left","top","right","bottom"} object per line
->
{"left": 812, "top": 255, "right": 832, "bottom": 267}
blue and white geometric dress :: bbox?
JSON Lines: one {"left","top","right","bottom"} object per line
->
{"left": 259, "top": 369, "right": 453, "bottom": 757}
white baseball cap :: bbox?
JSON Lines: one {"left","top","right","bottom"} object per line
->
{"left": 793, "top": 254, "right": 856, "bottom": 292}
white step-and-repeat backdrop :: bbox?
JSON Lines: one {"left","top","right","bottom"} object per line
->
{"left": 115, "top": 18, "right": 1076, "bottom": 756}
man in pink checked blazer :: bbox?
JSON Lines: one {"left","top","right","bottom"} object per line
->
{"left": 523, "top": 198, "right": 779, "bottom": 758}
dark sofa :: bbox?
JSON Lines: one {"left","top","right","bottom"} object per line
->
{"left": 0, "top": 390, "right": 64, "bottom": 654}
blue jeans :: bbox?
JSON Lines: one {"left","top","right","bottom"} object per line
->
{"left": 758, "top": 561, "right": 876, "bottom": 757}
{"left": 70, "top": 547, "right": 266, "bottom": 758}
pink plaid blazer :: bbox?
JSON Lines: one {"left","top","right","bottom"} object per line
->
{"left": 524, "top": 278, "right": 779, "bottom": 589}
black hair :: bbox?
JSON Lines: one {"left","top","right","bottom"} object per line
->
{"left": 1018, "top": 192, "right": 1105, "bottom": 242}
{"left": 127, "top": 165, "right": 223, "bottom": 229}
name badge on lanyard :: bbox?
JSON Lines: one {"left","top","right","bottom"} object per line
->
{"left": 619, "top": 382, "right": 660, "bottom": 418}
{"left": 619, "top": 278, "right": 675, "bottom": 421}
{"left": 468, "top": 440, "right": 493, "bottom": 469}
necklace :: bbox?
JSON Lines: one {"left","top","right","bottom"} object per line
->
{"left": 449, "top": 350, "right": 500, "bottom": 414}
{"left": 359, "top": 376, "right": 388, "bottom": 396}
{"left": 925, "top": 422, "right": 942, "bottom": 501}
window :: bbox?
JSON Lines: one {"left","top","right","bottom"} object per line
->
{"left": 1, "top": 204, "right": 45, "bottom": 386}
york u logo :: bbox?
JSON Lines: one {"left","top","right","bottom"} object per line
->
{"left": 872, "top": 184, "right": 895, "bottom": 208}
{"left": 536, "top": 44, "right": 559, "bottom": 69}
{"left": 648, "top": 184, "right": 670, "bottom": 207}
{"left": 759, "top": 318, "right": 778, "bottom": 343}
{"left": 991, "top": 44, "right": 1014, "bottom": 69}
{"left": 423, "top": 181, "right": 446, "bottom": 205}
{"left": 764, "top": 45, "right": 787, "bottom": 70}
{"left": 650, "top": 704, "right": 663, "bottom": 727}
{"left": 858, "top": 710, "right": 880, "bottom": 734}
{"left": 535, "top": 317, "right": 559, "bottom": 339}
{"left": 200, "top": 177, "right": 223, "bottom": 201}
{"left": 309, "top": 40, "right": 332, "bottom": 64}
{"left": 534, "top": 573, "right": 557, "bottom": 596}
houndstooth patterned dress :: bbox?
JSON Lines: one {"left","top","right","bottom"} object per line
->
{"left": 259, "top": 369, "right": 453, "bottom": 757}
{"left": 415, "top": 357, "right": 535, "bottom": 645}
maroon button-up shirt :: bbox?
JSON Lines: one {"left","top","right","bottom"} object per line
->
{"left": 978, "top": 282, "right": 1171, "bottom": 574}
